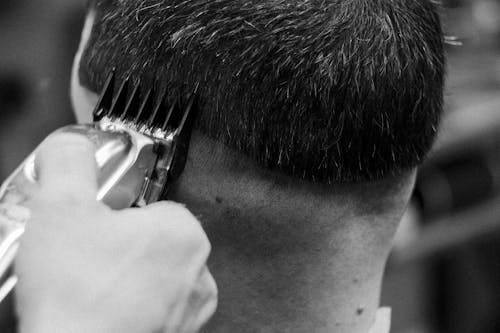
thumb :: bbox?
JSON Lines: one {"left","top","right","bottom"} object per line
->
{"left": 35, "top": 132, "right": 98, "bottom": 201}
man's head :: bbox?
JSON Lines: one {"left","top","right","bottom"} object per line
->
{"left": 71, "top": 0, "right": 444, "bottom": 331}
{"left": 75, "top": 0, "right": 444, "bottom": 183}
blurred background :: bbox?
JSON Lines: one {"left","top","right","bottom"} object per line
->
{"left": 383, "top": 1, "right": 500, "bottom": 332}
{"left": 0, "top": 0, "right": 499, "bottom": 332}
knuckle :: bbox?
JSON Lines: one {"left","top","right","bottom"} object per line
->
{"left": 38, "top": 134, "right": 94, "bottom": 162}
{"left": 200, "top": 233, "right": 211, "bottom": 254}
{"left": 36, "top": 187, "right": 98, "bottom": 213}
{"left": 39, "top": 184, "right": 89, "bottom": 206}
{"left": 179, "top": 222, "right": 209, "bottom": 252}
{"left": 198, "top": 275, "right": 219, "bottom": 324}
{"left": 164, "top": 201, "right": 194, "bottom": 220}
{"left": 207, "top": 275, "right": 218, "bottom": 298}
{"left": 44, "top": 133, "right": 94, "bottom": 151}
{"left": 177, "top": 227, "right": 208, "bottom": 254}
{"left": 159, "top": 202, "right": 198, "bottom": 225}
{"left": 148, "top": 202, "right": 210, "bottom": 253}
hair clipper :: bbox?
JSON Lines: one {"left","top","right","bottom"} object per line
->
{"left": 0, "top": 72, "right": 199, "bottom": 302}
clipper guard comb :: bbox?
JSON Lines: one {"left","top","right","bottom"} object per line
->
{"left": 0, "top": 72, "right": 199, "bottom": 303}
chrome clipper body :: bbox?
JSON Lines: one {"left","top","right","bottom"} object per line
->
{"left": 0, "top": 73, "right": 199, "bottom": 302}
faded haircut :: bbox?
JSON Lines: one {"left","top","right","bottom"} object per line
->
{"left": 79, "top": 0, "right": 445, "bottom": 183}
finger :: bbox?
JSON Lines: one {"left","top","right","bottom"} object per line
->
{"left": 140, "top": 202, "right": 209, "bottom": 256}
{"left": 163, "top": 267, "right": 217, "bottom": 333}
{"left": 0, "top": 175, "right": 38, "bottom": 205}
{"left": 35, "top": 133, "right": 98, "bottom": 201}
{"left": 195, "top": 267, "right": 218, "bottom": 321}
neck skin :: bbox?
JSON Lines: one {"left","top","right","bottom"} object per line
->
{"left": 168, "top": 133, "right": 415, "bottom": 333}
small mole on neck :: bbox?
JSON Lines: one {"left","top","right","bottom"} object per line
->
{"left": 356, "top": 307, "right": 364, "bottom": 316}
{"left": 215, "top": 196, "right": 223, "bottom": 204}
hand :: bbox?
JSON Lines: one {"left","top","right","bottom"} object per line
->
{"left": 14, "top": 133, "right": 217, "bottom": 333}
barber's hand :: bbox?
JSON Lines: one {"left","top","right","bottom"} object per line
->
{"left": 14, "top": 133, "right": 217, "bottom": 333}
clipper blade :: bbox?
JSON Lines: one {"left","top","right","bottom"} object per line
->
{"left": 93, "top": 72, "right": 199, "bottom": 139}
{"left": 93, "top": 71, "right": 200, "bottom": 195}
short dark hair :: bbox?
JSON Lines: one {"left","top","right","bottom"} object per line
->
{"left": 79, "top": 0, "right": 445, "bottom": 183}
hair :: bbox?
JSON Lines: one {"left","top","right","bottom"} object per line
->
{"left": 79, "top": 0, "right": 445, "bottom": 183}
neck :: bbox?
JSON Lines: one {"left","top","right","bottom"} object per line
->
{"left": 171, "top": 133, "right": 415, "bottom": 332}
{"left": 201, "top": 212, "right": 399, "bottom": 333}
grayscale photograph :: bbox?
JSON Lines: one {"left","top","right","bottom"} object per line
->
{"left": 0, "top": 0, "right": 499, "bottom": 332}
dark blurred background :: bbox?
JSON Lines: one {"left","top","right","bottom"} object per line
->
{"left": 384, "top": 1, "right": 500, "bottom": 332}
{"left": 0, "top": 1, "right": 499, "bottom": 332}
{"left": 0, "top": 0, "right": 83, "bottom": 176}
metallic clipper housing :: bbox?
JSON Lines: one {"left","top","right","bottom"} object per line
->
{"left": 0, "top": 72, "right": 199, "bottom": 302}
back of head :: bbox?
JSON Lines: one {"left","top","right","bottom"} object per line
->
{"left": 74, "top": 2, "right": 446, "bottom": 331}
{"left": 79, "top": 0, "right": 445, "bottom": 184}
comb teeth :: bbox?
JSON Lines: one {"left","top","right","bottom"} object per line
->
{"left": 135, "top": 88, "right": 154, "bottom": 124}
{"left": 92, "top": 71, "right": 115, "bottom": 119}
{"left": 110, "top": 78, "right": 130, "bottom": 118}
{"left": 162, "top": 99, "right": 180, "bottom": 132}
{"left": 92, "top": 72, "right": 199, "bottom": 140}
{"left": 121, "top": 83, "right": 141, "bottom": 120}
{"left": 175, "top": 84, "right": 199, "bottom": 136}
